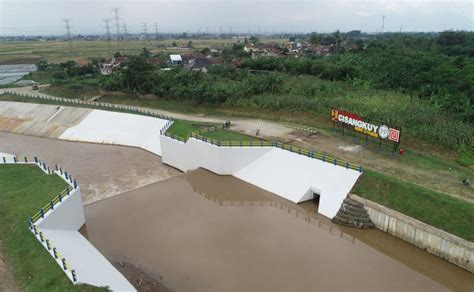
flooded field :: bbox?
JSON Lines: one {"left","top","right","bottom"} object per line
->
{"left": 0, "top": 132, "right": 179, "bottom": 204}
{"left": 83, "top": 169, "right": 473, "bottom": 292}
{"left": 0, "top": 64, "right": 36, "bottom": 85}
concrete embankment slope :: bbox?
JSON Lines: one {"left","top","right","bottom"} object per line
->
{"left": 0, "top": 101, "right": 91, "bottom": 138}
{"left": 0, "top": 101, "right": 169, "bottom": 156}
{"left": 59, "top": 109, "right": 168, "bottom": 156}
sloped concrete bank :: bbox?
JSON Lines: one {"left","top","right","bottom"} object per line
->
{"left": 350, "top": 194, "right": 474, "bottom": 273}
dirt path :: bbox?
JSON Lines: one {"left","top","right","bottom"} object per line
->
{"left": 0, "top": 241, "right": 20, "bottom": 292}
{"left": 1, "top": 85, "right": 472, "bottom": 202}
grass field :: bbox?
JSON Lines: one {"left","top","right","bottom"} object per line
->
{"left": 166, "top": 119, "right": 216, "bottom": 138}
{"left": 0, "top": 164, "right": 106, "bottom": 291}
{"left": 352, "top": 170, "right": 474, "bottom": 241}
{"left": 166, "top": 119, "right": 260, "bottom": 142}
{"left": 0, "top": 38, "right": 286, "bottom": 64}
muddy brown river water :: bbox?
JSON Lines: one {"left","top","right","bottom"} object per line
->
{"left": 1, "top": 132, "right": 473, "bottom": 291}
{"left": 83, "top": 169, "right": 473, "bottom": 292}
{"left": 0, "top": 132, "right": 180, "bottom": 204}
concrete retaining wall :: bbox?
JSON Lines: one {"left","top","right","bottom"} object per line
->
{"left": 36, "top": 187, "right": 85, "bottom": 231}
{"left": 161, "top": 135, "right": 361, "bottom": 218}
{"left": 350, "top": 194, "right": 474, "bottom": 273}
{"left": 160, "top": 135, "right": 272, "bottom": 174}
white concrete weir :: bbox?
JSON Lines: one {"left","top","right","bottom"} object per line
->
{"left": 160, "top": 136, "right": 361, "bottom": 219}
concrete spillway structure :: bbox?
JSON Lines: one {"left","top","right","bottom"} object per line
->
{"left": 0, "top": 100, "right": 361, "bottom": 290}
{"left": 160, "top": 136, "right": 361, "bottom": 218}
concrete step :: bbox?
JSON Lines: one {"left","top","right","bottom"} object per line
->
{"left": 336, "top": 212, "right": 372, "bottom": 224}
{"left": 343, "top": 198, "right": 364, "bottom": 208}
{"left": 332, "top": 197, "right": 374, "bottom": 229}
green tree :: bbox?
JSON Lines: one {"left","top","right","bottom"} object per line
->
{"left": 36, "top": 60, "right": 49, "bottom": 71}
{"left": 121, "top": 55, "right": 154, "bottom": 92}
{"left": 309, "top": 33, "right": 321, "bottom": 46}
{"left": 249, "top": 36, "right": 259, "bottom": 44}
{"left": 140, "top": 48, "right": 151, "bottom": 58}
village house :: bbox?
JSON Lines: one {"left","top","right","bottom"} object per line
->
{"left": 99, "top": 56, "right": 128, "bottom": 75}
{"left": 169, "top": 54, "right": 183, "bottom": 65}
{"left": 185, "top": 57, "right": 213, "bottom": 73}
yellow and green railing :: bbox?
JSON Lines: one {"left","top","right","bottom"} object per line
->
{"left": 164, "top": 124, "right": 363, "bottom": 173}
{"left": 0, "top": 155, "right": 81, "bottom": 284}
{"left": 29, "top": 224, "right": 77, "bottom": 282}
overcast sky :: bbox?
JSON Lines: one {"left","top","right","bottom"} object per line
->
{"left": 0, "top": 0, "right": 472, "bottom": 36}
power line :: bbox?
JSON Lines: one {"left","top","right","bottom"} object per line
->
{"left": 62, "top": 19, "right": 74, "bottom": 57}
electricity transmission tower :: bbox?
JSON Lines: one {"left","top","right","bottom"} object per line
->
{"left": 381, "top": 15, "right": 385, "bottom": 34}
{"left": 142, "top": 23, "right": 149, "bottom": 44}
{"left": 121, "top": 23, "right": 128, "bottom": 37}
{"left": 154, "top": 23, "right": 159, "bottom": 41}
{"left": 112, "top": 8, "right": 121, "bottom": 52}
{"left": 63, "top": 19, "right": 74, "bottom": 57}
{"left": 103, "top": 18, "right": 112, "bottom": 57}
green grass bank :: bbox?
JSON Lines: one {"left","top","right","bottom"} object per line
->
{"left": 352, "top": 170, "right": 474, "bottom": 241}
{"left": 0, "top": 164, "right": 106, "bottom": 291}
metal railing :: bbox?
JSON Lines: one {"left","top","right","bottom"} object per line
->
{"left": 2, "top": 90, "right": 171, "bottom": 121}
{"left": 164, "top": 125, "right": 363, "bottom": 172}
